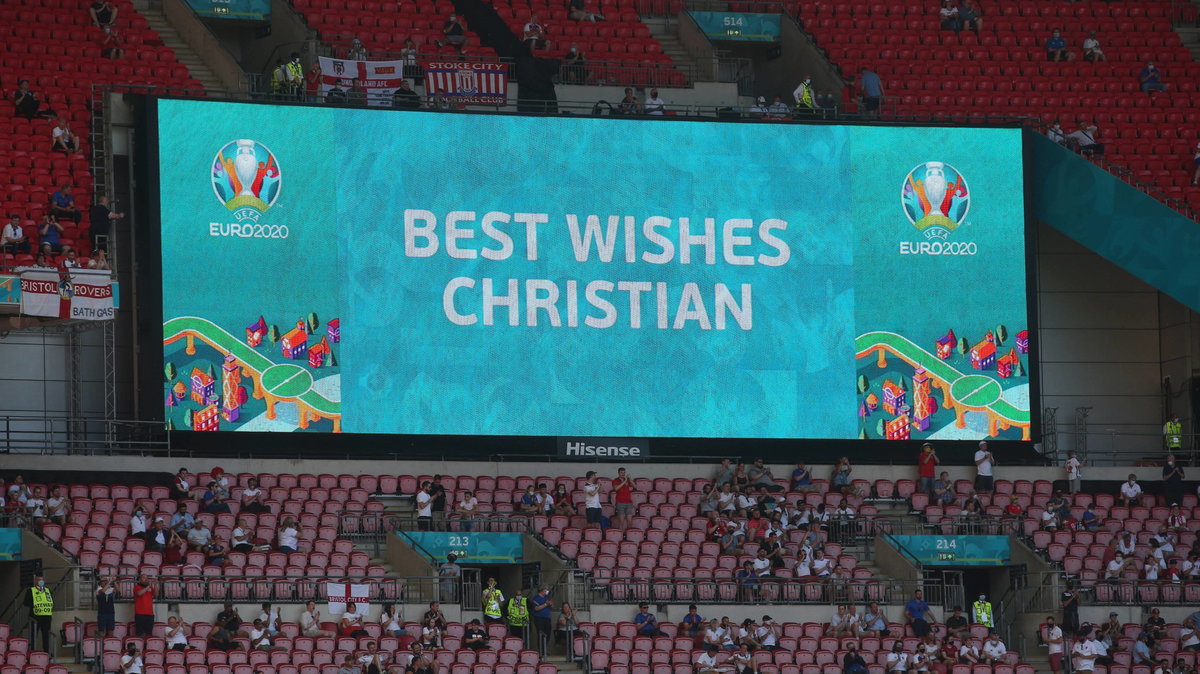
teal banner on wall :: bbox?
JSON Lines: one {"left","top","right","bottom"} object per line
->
{"left": 689, "top": 12, "right": 781, "bottom": 41}
{"left": 890, "top": 535, "right": 1011, "bottom": 566}
{"left": 185, "top": 0, "right": 271, "bottom": 20}
{"left": 0, "top": 529, "right": 21, "bottom": 560}
{"left": 401, "top": 532, "right": 524, "bottom": 563}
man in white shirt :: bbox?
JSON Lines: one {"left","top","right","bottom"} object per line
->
{"left": 1065, "top": 450, "right": 1082, "bottom": 493}
{"left": 1082, "top": 31, "right": 1106, "bottom": 62}
{"left": 165, "top": 616, "right": 189, "bottom": 651}
{"left": 982, "top": 633, "right": 1007, "bottom": 664}
{"left": 751, "top": 550, "right": 772, "bottom": 577}
{"left": 187, "top": 520, "right": 212, "bottom": 550}
{"left": 1041, "top": 509, "right": 1059, "bottom": 531}
{"left": 1105, "top": 554, "right": 1132, "bottom": 580}
{"left": 1116, "top": 533, "right": 1135, "bottom": 556}
{"left": 1045, "top": 616, "right": 1064, "bottom": 674}
{"left": 534, "top": 484, "right": 554, "bottom": 515}
{"left": 119, "top": 643, "right": 144, "bottom": 673}
{"left": 1119, "top": 474, "right": 1142, "bottom": 507}
{"left": 959, "top": 637, "right": 981, "bottom": 664}
{"left": 583, "top": 471, "right": 602, "bottom": 527}
{"left": 644, "top": 89, "right": 665, "bottom": 115}
{"left": 249, "top": 618, "right": 281, "bottom": 651}
{"left": 885, "top": 643, "right": 909, "bottom": 672}
{"left": 811, "top": 549, "right": 834, "bottom": 577}
{"left": 260, "top": 602, "right": 281, "bottom": 636}
{"left": 1, "top": 215, "right": 29, "bottom": 254}
{"left": 974, "top": 441, "right": 995, "bottom": 492}
{"left": 416, "top": 481, "right": 433, "bottom": 530}
{"left": 695, "top": 645, "right": 731, "bottom": 673}
{"left": 755, "top": 616, "right": 780, "bottom": 650}
{"left": 456, "top": 490, "right": 479, "bottom": 532}
{"left": 301, "top": 600, "right": 336, "bottom": 638}
{"left": 1073, "top": 635, "right": 1096, "bottom": 672}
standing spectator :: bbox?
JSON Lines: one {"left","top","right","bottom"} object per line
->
{"left": 1060, "top": 584, "right": 1079, "bottom": 634}
{"left": 1066, "top": 121, "right": 1104, "bottom": 156}
{"left": 438, "top": 14, "right": 466, "bottom": 53}
{"left": 1082, "top": 31, "right": 1106, "bottom": 62}
{"left": 1065, "top": 450, "right": 1082, "bottom": 494}
{"left": 97, "top": 575, "right": 117, "bottom": 637}
{"left": 416, "top": 481, "right": 433, "bottom": 530}
{"left": 260, "top": 602, "right": 282, "bottom": 636}
{"left": 563, "top": 44, "right": 586, "bottom": 84}
{"left": 13, "top": 80, "right": 53, "bottom": 120}
{"left": 1, "top": 215, "right": 29, "bottom": 255}
{"left": 1165, "top": 414, "right": 1183, "bottom": 452}
{"left": 423, "top": 600, "right": 447, "bottom": 630}
{"left": 959, "top": 0, "right": 982, "bottom": 32}
{"left": 305, "top": 62, "right": 322, "bottom": 103}
{"left": 793, "top": 75, "right": 815, "bottom": 111}
{"left": 612, "top": 467, "right": 634, "bottom": 528}
{"left": 583, "top": 471, "right": 602, "bottom": 528}
{"left": 456, "top": 490, "right": 479, "bottom": 531}
{"left": 1191, "top": 142, "right": 1200, "bottom": 186}
{"left": 714, "top": 459, "right": 736, "bottom": 487}
{"left": 974, "top": 441, "right": 995, "bottom": 492}
{"left": 505, "top": 588, "right": 530, "bottom": 641}
{"left": 429, "top": 475, "right": 447, "bottom": 529}
{"left": 88, "top": 195, "right": 122, "bottom": 252}
{"left": 90, "top": 1, "right": 118, "bottom": 29}
{"left": 932, "top": 472, "right": 954, "bottom": 506}
{"left": 1165, "top": 454, "right": 1186, "bottom": 505}
{"left": 400, "top": 38, "right": 419, "bottom": 80}
{"left": 644, "top": 89, "right": 666, "bottom": 115}
{"left": 523, "top": 14, "right": 549, "bottom": 50}
{"left": 1045, "top": 616, "right": 1064, "bottom": 673}
{"left": 1046, "top": 30, "right": 1074, "bottom": 62}
{"left": 133, "top": 574, "right": 156, "bottom": 636}
{"left": 439, "top": 553, "right": 461, "bottom": 602}
{"left": 348, "top": 37, "right": 368, "bottom": 60}
{"left": 857, "top": 67, "right": 883, "bottom": 117}
{"left": 1119, "top": 474, "right": 1143, "bottom": 507}
{"left": 531, "top": 586, "right": 553, "bottom": 654}
{"left": 938, "top": 0, "right": 961, "bottom": 31}
{"left": 918, "top": 443, "right": 939, "bottom": 495}
{"left": 1139, "top": 62, "right": 1168, "bottom": 94}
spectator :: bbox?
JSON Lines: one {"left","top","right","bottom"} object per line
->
{"left": 1066, "top": 121, "right": 1104, "bottom": 156}
{"left": 766, "top": 95, "right": 790, "bottom": 118}
{"left": 429, "top": 475, "right": 448, "bottom": 529}
{"left": 424, "top": 600, "right": 447, "bottom": 630}
{"left": 842, "top": 642, "right": 868, "bottom": 674}
{"left": 375, "top": 602, "right": 402, "bottom": 639}
{"left": 1164, "top": 454, "right": 1186, "bottom": 505}
{"left": 421, "top": 617, "right": 442, "bottom": 648}
{"left": 519, "top": 485, "right": 540, "bottom": 515}
{"left": 793, "top": 75, "right": 815, "bottom": 111}
{"left": 756, "top": 615, "right": 780, "bottom": 650}
{"left": 62, "top": 248, "right": 82, "bottom": 268}
{"left": 1119, "top": 474, "right": 1142, "bottom": 507}
{"left": 348, "top": 37, "right": 368, "bottom": 60}
{"left": 170, "top": 503, "right": 194, "bottom": 534}
{"left": 416, "top": 481, "right": 434, "bottom": 530}
{"left": 455, "top": 489, "right": 479, "bottom": 531}
{"left": 531, "top": 586, "right": 553, "bottom": 652}
{"left": 1146, "top": 608, "right": 1168, "bottom": 643}
{"left": 1082, "top": 31, "right": 1106, "bottom": 62}
{"left": 635, "top": 603, "right": 666, "bottom": 637}
{"left": 45, "top": 486, "right": 69, "bottom": 525}
{"left": 259, "top": 602, "right": 282, "bottom": 636}
{"left": 52, "top": 118, "right": 76, "bottom": 153}
{"left": 326, "top": 84, "right": 347, "bottom": 104}
{"left": 305, "top": 62, "right": 322, "bottom": 103}
{"left": 563, "top": 44, "right": 586, "bottom": 84}
{"left": 302, "top": 600, "right": 336, "bottom": 638}
{"left": 90, "top": 0, "right": 118, "bottom": 29}
{"left": 1047, "top": 121, "right": 1065, "bottom": 144}
{"left": 932, "top": 472, "right": 954, "bottom": 506}
{"left": 959, "top": 0, "right": 982, "bottom": 32}
{"left": 100, "top": 28, "right": 125, "bottom": 59}
{"left": 1040, "top": 505, "right": 1059, "bottom": 531}
{"left": 568, "top": 0, "right": 605, "bottom": 22}
{"left": 1062, "top": 449, "right": 1082, "bottom": 493}
{"left": 905, "top": 590, "right": 935, "bottom": 637}
{"left": 438, "top": 14, "right": 466, "bottom": 53}
{"left": 160, "top": 615, "right": 188, "bottom": 652}
{"left": 483, "top": 577, "right": 505, "bottom": 624}
{"left": 13, "top": 80, "right": 53, "bottom": 120}
{"left": 1080, "top": 504, "right": 1099, "bottom": 530}
{"left": 239, "top": 477, "right": 270, "bottom": 513}
{"left": 96, "top": 575, "right": 117, "bottom": 637}
{"left": 1192, "top": 142, "right": 1200, "bottom": 186}
{"left": 827, "top": 605, "right": 855, "bottom": 637}
{"left": 186, "top": 519, "right": 212, "bottom": 550}
{"left": 859, "top": 602, "right": 887, "bottom": 637}
{"left": 938, "top": 0, "right": 961, "bottom": 31}
{"left": 172, "top": 469, "right": 196, "bottom": 500}
{"left": 857, "top": 67, "right": 883, "bottom": 117}
{"left": 944, "top": 606, "right": 968, "bottom": 639}
{"left": 145, "top": 518, "right": 172, "bottom": 553}
{"left": 119, "top": 642, "right": 143, "bottom": 674}
{"left": 583, "top": 471, "right": 602, "bottom": 527}
{"left": 1182, "top": 618, "right": 1200, "bottom": 651}
{"left": 392, "top": 80, "right": 421, "bottom": 109}
{"left": 1105, "top": 553, "right": 1133, "bottom": 581}
{"left": 1060, "top": 584, "right": 1079, "bottom": 635}
{"left": 694, "top": 645, "right": 726, "bottom": 674}
{"left": 885, "top": 641, "right": 909, "bottom": 672}
{"left": 439, "top": 554, "right": 461, "bottom": 602}
{"left": 39, "top": 215, "right": 64, "bottom": 253}
{"left": 748, "top": 96, "right": 769, "bottom": 117}
{"left": 88, "top": 195, "right": 122, "bottom": 251}
{"left": 201, "top": 481, "right": 231, "bottom": 513}
{"left": 359, "top": 642, "right": 390, "bottom": 674}
{"left": 399, "top": 38, "right": 419, "bottom": 80}
{"left": 33, "top": 252, "right": 53, "bottom": 268}
{"left": 981, "top": 632, "right": 1007, "bottom": 665}
{"left": 644, "top": 88, "right": 666, "bottom": 116}
{"left": 216, "top": 603, "right": 242, "bottom": 633}
{"left": 1, "top": 215, "right": 29, "bottom": 255}
{"left": 974, "top": 441, "right": 995, "bottom": 492}
{"left": 1140, "top": 62, "right": 1168, "bottom": 94}
{"left": 250, "top": 618, "right": 282, "bottom": 651}
{"left": 618, "top": 88, "right": 641, "bottom": 115}
{"left": 680, "top": 604, "right": 705, "bottom": 641}
{"left": 612, "top": 467, "right": 635, "bottom": 528}
{"left": 747, "top": 459, "right": 782, "bottom": 492}
{"left": 713, "top": 459, "right": 736, "bottom": 487}
{"left": 730, "top": 642, "right": 754, "bottom": 673}
{"left": 831, "top": 457, "right": 855, "bottom": 495}
{"left": 346, "top": 79, "right": 367, "bottom": 106}
{"left": 341, "top": 602, "right": 369, "bottom": 637}
{"left": 523, "top": 14, "right": 549, "bottom": 50}
{"left": 337, "top": 654, "right": 361, "bottom": 674}
{"left": 464, "top": 618, "right": 489, "bottom": 650}
{"left": 791, "top": 462, "right": 815, "bottom": 492}
{"left": 704, "top": 618, "right": 734, "bottom": 650}
{"left": 1169, "top": 504, "right": 1189, "bottom": 533}
{"left": 277, "top": 515, "right": 300, "bottom": 553}
{"left": 133, "top": 574, "right": 156, "bottom": 636}
{"left": 917, "top": 443, "right": 939, "bottom": 495}
{"left": 1046, "top": 30, "right": 1074, "bottom": 62}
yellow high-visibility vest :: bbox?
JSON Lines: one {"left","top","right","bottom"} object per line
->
{"left": 972, "top": 600, "right": 992, "bottom": 627}
{"left": 1166, "top": 421, "right": 1182, "bottom": 448}
{"left": 483, "top": 588, "right": 504, "bottom": 618}
{"left": 506, "top": 596, "right": 529, "bottom": 626}
{"left": 31, "top": 587, "right": 53, "bottom": 616}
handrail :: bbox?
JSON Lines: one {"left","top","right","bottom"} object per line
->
{"left": 108, "top": 574, "right": 444, "bottom": 604}
{"left": 338, "top": 513, "right": 536, "bottom": 537}
{"left": 881, "top": 530, "right": 924, "bottom": 568}
{"left": 0, "top": 414, "right": 169, "bottom": 455}
{"left": 592, "top": 574, "right": 948, "bottom": 605}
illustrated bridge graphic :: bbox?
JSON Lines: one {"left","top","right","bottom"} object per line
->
{"left": 164, "top": 316, "right": 342, "bottom": 432}
{"left": 854, "top": 330, "right": 1030, "bottom": 440}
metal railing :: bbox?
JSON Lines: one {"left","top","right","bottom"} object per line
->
{"left": 1039, "top": 429, "right": 1199, "bottom": 467}
{"left": 0, "top": 414, "right": 168, "bottom": 454}
{"left": 592, "top": 574, "right": 949, "bottom": 606}
{"left": 108, "top": 575, "right": 451, "bottom": 604}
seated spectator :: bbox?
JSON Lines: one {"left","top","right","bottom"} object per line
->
{"left": 259, "top": 602, "right": 281, "bottom": 636}
{"left": 736, "top": 560, "right": 761, "bottom": 600}
{"left": 859, "top": 603, "right": 888, "bottom": 637}
{"left": 843, "top": 642, "right": 868, "bottom": 674}
{"left": 748, "top": 96, "right": 767, "bottom": 118}
{"left": 25, "top": 487, "right": 46, "bottom": 524}
{"left": 944, "top": 607, "right": 968, "bottom": 639}
{"left": 523, "top": 14, "right": 549, "bottom": 50}
{"left": 378, "top": 603, "right": 402, "bottom": 638}
{"left": 1, "top": 215, "right": 30, "bottom": 255}
{"left": 423, "top": 600, "right": 447, "bottom": 630}
{"left": 982, "top": 632, "right": 1007, "bottom": 665}
{"left": 618, "top": 87, "right": 641, "bottom": 115}
{"left": 341, "top": 602, "right": 369, "bottom": 637}
{"left": 336, "top": 654, "right": 360, "bottom": 674}
{"left": 886, "top": 642, "right": 910, "bottom": 672}
{"left": 730, "top": 642, "right": 754, "bottom": 671}
{"left": 421, "top": 617, "right": 442, "bottom": 648}
{"left": 90, "top": 0, "right": 118, "bottom": 29}
{"left": 208, "top": 621, "right": 240, "bottom": 651}
{"left": 186, "top": 519, "right": 212, "bottom": 551}
{"left": 1066, "top": 122, "right": 1104, "bottom": 156}
{"left": 568, "top": 0, "right": 605, "bottom": 21}
{"left": 1082, "top": 31, "right": 1106, "bottom": 62}
{"left": 751, "top": 548, "right": 774, "bottom": 578}
{"left": 694, "top": 645, "right": 725, "bottom": 674}
{"left": 438, "top": 14, "right": 466, "bottom": 53}
{"left": 120, "top": 643, "right": 143, "bottom": 672}
{"left": 145, "top": 521, "right": 178, "bottom": 556}
{"left": 1119, "top": 473, "right": 1142, "bottom": 507}
{"left": 790, "top": 462, "right": 815, "bottom": 491}
{"left": 811, "top": 548, "right": 834, "bottom": 577}
{"left": 170, "top": 503, "right": 195, "bottom": 534}
{"left": 463, "top": 618, "right": 489, "bottom": 650}
{"left": 644, "top": 88, "right": 666, "bottom": 116}
{"left": 1170, "top": 504, "right": 1190, "bottom": 532}
{"left": 101, "top": 29, "right": 126, "bottom": 59}
{"left": 827, "top": 605, "right": 856, "bottom": 638}
{"left": 756, "top": 616, "right": 780, "bottom": 650}
{"left": 326, "top": 84, "right": 347, "bottom": 104}
{"left": 45, "top": 486, "right": 69, "bottom": 524}
{"left": 1140, "top": 62, "right": 1168, "bottom": 94}
{"left": 959, "top": 0, "right": 982, "bottom": 32}
{"left": 392, "top": 80, "right": 421, "bottom": 109}
{"left": 360, "top": 642, "right": 392, "bottom": 673}
{"left": 250, "top": 618, "right": 282, "bottom": 651}
{"left": 634, "top": 603, "right": 666, "bottom": 637}
{"left": 1046, "top": 30, "right": 1074, "bottom": 62}
{"left": 761, "top": 532, "right": 786, "bottom": 570}
{"left": 905, "top": 590, "right": 934, "bottom": 638}
{"left": 1145, "top": 608, "right": 1167, "bottom": 643}
{"left": 301, "top": 600, "right": 337, "bottom": 638}
{"left": 130, "top": 504, "right": 148, "bottom": 539}
{"left": 51, "top": 118, "right": 76, "bottom": 153}
{"left": 456, "top": 489, "right": 480, "bottom": 531}
{"left": 62, "top": 247, "right": 81, "bottom": 268}
{"left": 535, "top": 483, "right": 554, "bottom": 515}
{"left": 172, "top": 468, "right": 197, "bottom": 500}
{"left": 703, "top": 618, "right": 735, "bottom": 651}
{"left": 680, "top": 604, "right": 705, "bottom": 641}
{"left": 39, "top": 215, "right": 64, "bottom": 253}
{"left": 519, "top": 485, "right": 540, "bottom": 514}
{"left": 1080, "top": 503, "right": 1099, "bottom": 530}
{"left": 959, "top": 637, "right": 982, "bottom": 664}
{"left": 932, "top": 472, "right": 955, "bottom": 506}
{"left": 1040, "top": 507, "right": 1059, "bottom": 531}
{"left": 164, "top": 616, "right": 188, "bottom": 651}
{"left": 766, "top": 95, "right": 790, "bottom": 118}
{"left": 562, "top": 45, "right": 586, "bottom": 84}
{"left": 715, "top": 484, "right": 737, "bottom": 514}
{"left": 831, "top": 457, "right": 857, "bottom": 496}
{"left": 216, "top": 603, "right": 242, "bottom": 633}
{"left": 228, "top": 519, "right": 251, "bottom": 552}
{"left": 747, "top": 459, "right": 783, "bottom": 492}
{"left": 202, "top": 481, "right": 231, "bottom": 513}
{"left": 938, "top": 0, "right": 961, "bottom": 31}
{"left": 1105, "top": 554, "right": 1133, "bottom": 582}
{"left": 277, "top": 516, "right": 300, "bottom": 553}
{"left": 240, "top": 477, "right": 271, "bottom": 513}
{"left": 13, "top": 80, "right": 53, "bottom": 120}
{"left": 1047, "top": 121, "right": 1065, "bottom": 144}
{"left": 51, "top": 185, "right": 82, "bottom": 223}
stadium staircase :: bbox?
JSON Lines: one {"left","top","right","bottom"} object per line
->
{"left": 138, "top": 5, "right": 225, "bottom": 92}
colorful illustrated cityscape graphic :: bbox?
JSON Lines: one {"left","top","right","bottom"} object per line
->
{"left": 163, "top": 314, "right": 342, "bottom": 432}
{"left": 855, "top": 326, "right": 1030, "bottom": 441}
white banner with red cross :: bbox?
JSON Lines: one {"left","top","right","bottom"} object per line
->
{"left": 326, "top": 582, "right": 371, "bottom": 615}
{"left": 20, "top": 268, "right": 113, "bottom": 320}
{"left": 318, "top": 56, "right": 409, "bottom": 107}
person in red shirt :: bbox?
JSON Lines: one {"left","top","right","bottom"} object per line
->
{"left": 612, "top": 467, "right": 634, "bottom": 529}
{"left": 133, "top": 573, "right": 157, "bottom": 636}
{"left": 918, "top": 443, "right": 939, "bottom": 496}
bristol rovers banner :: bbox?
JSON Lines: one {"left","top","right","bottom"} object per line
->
{"left": 318, "top": 56, "right": 409, "bottom": 107}
{"left": 423, "top": 62, "right": 509, "bottom": 105}
{"left": 20, "top": 269, "right": 114, "bottom": 320}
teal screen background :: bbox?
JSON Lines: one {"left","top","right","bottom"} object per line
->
{"left": 184, "top": 0, "right": 271, "bottom": 20}
{"left": 890, "top": 535, "right": 1012, "bottom": 566}
{"left": 157, "top": 99, "right": 1031, "bottom": 440}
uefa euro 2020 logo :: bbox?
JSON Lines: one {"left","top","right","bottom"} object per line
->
{"left": 901, "top": 161, "right": 970, "bottom": 241}
{"left": 212, "top": 139, "right": 281, "bottom": 223}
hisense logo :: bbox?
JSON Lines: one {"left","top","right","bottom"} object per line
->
{"left": 563, "top": 442, "right": 644, "bottom": 457}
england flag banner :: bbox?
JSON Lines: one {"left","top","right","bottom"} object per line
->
{"left": 423, "top": 61, "right": 509, "bottom": 105}
{"left": 318, "top": 56, "right": 409, "bottom": 107}
{"left": 326, "top": 582, "right": 371, "bottom": 615}
{"left": 20, "top": 268, "right": 114, "bottom": 320}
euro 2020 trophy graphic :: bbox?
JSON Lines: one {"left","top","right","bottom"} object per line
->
{"left": 902, "top": 161, "right": 970, "bottom": 241}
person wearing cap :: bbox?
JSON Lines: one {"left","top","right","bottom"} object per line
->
{"left": 974, "top": 441, "right": 995, "bottom": 493}
{"left": 25, "top": 573, "right": 54, "bottom": 652}
{"left": 531, "top": 586, "right": 553, "bottom": 654}
{"left": 749, "top": 96, "right": 769, "bottom": 117}
{"left": 918, "top": 443, "right": 939, "bottom": 496}
{"left": 756, "top": 615, "right": 780, "bottom": 650}
{"left": 972, "top": 594, "right": 993, "bottom": 627}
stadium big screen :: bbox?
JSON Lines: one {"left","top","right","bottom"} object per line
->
{"left": 150, "top": 99, "right": 1034, "bottom": 443}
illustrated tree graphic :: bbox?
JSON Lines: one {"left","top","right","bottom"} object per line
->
{"left": 182, "top": 409, "right": 194, "bottom": 429}
{"left": 857, "top": 375, "right": 870, "bottom": 394}
{"left": 308, "top": 312, "right": 321, "bottom": 333}
{"left": 268, "top": 324, "right": 281, "bottom": 345}
{"left": 957, "top": 337, "right": 969, "bottom": 356}
{"left": 164, "top": 362, "right": 176, "bottom": 383}
{"left": 994, "top": 324, "right": 1008, "bottom": 346}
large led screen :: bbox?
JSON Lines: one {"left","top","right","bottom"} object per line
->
{"left": 156, "top": 99, "right": 1033, "bottom": 440}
